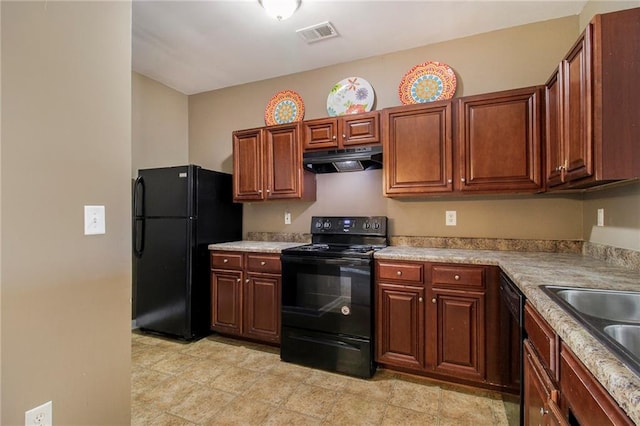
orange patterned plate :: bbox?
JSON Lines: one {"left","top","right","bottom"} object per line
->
{"left": 264, "top": 90, "right": 305, "bottom": 126}
{"left": 398, "top": 61, "right": 457, "bottom": 104}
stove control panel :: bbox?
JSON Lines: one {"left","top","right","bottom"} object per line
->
{"left": 311, "top": 216, "right": 387, "bottom": 236}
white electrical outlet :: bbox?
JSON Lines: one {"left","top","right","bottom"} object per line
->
{"left": 445, "top": 210, "right": 457, "bottom": 226}
{"left": 25, "top": 401, "right": 52, "bottom": 426}
{"left": 284, "top": 210, "right": 292, "bottom": 225}
{"left": 84, "top": 205, "right": 106, "bottom": 235}
{"left": 597, "top": 208, "right": 604, "bottom": 227}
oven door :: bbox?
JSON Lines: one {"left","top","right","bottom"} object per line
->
{"left": 281, "top": 254, "right": 373, "bottom": 338}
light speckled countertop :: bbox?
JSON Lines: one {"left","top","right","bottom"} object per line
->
{"left": 208, "top": 240, "right": 303, "bottom": 253}
{"left": 376, "top": 246, "right": 640, "bottom": 423}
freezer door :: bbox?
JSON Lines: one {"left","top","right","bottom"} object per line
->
{"left": 135, "top": 217, "right": 193, "bottom": 338}
{"left": 136, "top": 165, "right": 195, "bottom": 218}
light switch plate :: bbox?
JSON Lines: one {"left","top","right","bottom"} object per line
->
{"left": 445, "top": 210, "right": 457, "bottom": 226}
{"left": 597, "top": 208, "right": 604, "bottom": 227}
{"left": 84, "top": 205, "right": 106, "bottom": 235}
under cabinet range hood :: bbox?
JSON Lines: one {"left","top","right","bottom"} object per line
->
{"left": 303, "top": 145, "right": 383, "bottom": 173}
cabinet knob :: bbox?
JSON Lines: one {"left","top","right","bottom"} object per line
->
{"left": 432, "top": 298, "right": 437, "bottom": 304}
{"left": 260, "top": 261, "right": 266, "bottom": 266}
{"left": 266, "top": 189, "right": 270, "bottom": 193}
{"left": 223, "top": 258, "right": 228, "bottom": 263}
{"left": 245, "top": 279, "right": 250, "bottom": 283}
{"left": 461, "top": 178, "right": 466, "bottom": 182}
{"left": 342, "top": 134, "right": 346, "bottom": 139}
{"left": 396, "top": 271, "right": 402, "bottom": 276}
{"left": 258, "top": 189, "right": 262, "bottom": 194}
{"left": 447, "top": 179, "right": 452, "bottom": 184}
{"left": 236, "top": 278, "right": 241, "bottom": 283}
{"left": 539, "top": 407, "right": 548, "bottom": 416}
{"left": 454, "top": 274, "right": 460, "bottom": 281}
{"left": 419, "top": 297, "right": 423, "bottom": 303}
{"left": 332, "top": 135, "right": 337, "bottom": 140}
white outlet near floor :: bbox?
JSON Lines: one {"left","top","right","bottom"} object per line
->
{"left": 445, "top": 210, "right": 457, "bottom": 226}
{"left": 25, "top": 400, "right": 52, "bottom": 426}
{"left": 597, "top": 208, "right": 604, "bottom": 227}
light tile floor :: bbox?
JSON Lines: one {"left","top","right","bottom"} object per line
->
{"left": 131, "top": 331, "right": 517, "bottom": 425}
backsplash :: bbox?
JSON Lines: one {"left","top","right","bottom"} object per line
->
{"left": 583, "top": 242, "right": 640, "bottom": 272}
{"left": 246, "top": 232, "right": 639, "bottom": 271}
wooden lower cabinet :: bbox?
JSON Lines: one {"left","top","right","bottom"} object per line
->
{"left": 429, "top": 288, "right": 485, "bottom": 381}
{"left": 524, "top": 340, "right": 566, "bottom": 426}
{"left": 376, "top": 261, "right": 505, "bottom": 389}
{"left": 559, "top": 343, "right": 632, "bottom": 426}
{"left": 376, "top": 283, "right": 425, "bottom": 370}
{"left": 210, "top": 251, "right": 281, "bottom": 344}
{"left": 524, "top": 303, "right": 633, "bottom": 425}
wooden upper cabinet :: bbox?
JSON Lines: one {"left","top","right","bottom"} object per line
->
{"left": 382, "top": 101, "right": 453, "bottom": 196}
{"left": 232, "top": 123, "right": 316, "bottom": 202}
{"left": 546, "top": 8, "right": 640, "bottom": 189}
{"left": 303, "top": 111, "right": 379, "bottom": 150}
{"left": 545, "top": 68, "right": 563, "bottom": 187}
{"left": 457, "top": 86, "right": 544, "bottom": 193}
{"left": 233, "top": 128, "right": 264, "bottom": 201}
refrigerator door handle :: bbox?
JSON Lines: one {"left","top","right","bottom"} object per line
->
{"left": 133, "top": 218, "right": 145, "bottom": 257}
{"left": 133, "top": 175, "right": 144, "bottom": 218}
{"left": 133, "top": 175, "right": 145, "bottom": 257}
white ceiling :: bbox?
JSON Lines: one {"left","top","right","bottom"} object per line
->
{"left": 132, "top": 0, "right": 587, "bottom": 95}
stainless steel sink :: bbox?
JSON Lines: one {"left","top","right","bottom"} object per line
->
{"left": 605, "top": 325, "right": 640, "bottom": 359}
{"left": 554, "top": 288, "right": 640, "bottom": 323}
{"left": 542, "top": 286, "right": 640, "bottom": 376}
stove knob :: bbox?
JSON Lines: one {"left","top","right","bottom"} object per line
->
{"left": 373, "top": 222, "right": 380, "bottom": 229}
{"left": 315, "top": 221, "right": 323, "bottom": 229}
{"left": 364, "top": 222, "right": 371, "bottom": 229}
{"left": 323, "top": 221, "right": 331, "bottom": 229}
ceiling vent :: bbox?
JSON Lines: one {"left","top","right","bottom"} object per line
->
{"left": 296, "top": 21, "right": 339, "bottom": 43}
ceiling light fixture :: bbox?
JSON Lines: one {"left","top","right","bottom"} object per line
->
{"left": 259, "top": 0, "right": 301, "bottom": 21}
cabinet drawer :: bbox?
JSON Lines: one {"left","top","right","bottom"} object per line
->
{"left": 210, "top": 252, "right": 243, "bottom": 270}
{"left": 247, "top": 254, "right": 281, "bottom": 274}
{"left": 432, "top": 265, "right": 485, "bottom": 289}
{"left": 377, "top": 261, "right": 424, "bottom": 283}
{"left": 525, "top": 302, "right": 558, "bottom": 378}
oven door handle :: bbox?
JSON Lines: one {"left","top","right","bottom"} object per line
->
{"left": 281, "top": 255, "right": 371, "bottom": 267}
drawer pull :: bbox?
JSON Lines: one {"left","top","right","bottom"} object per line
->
{"left": 260, "top": 261, "right": 266, "bottom": 266}
{"left": 432, "top": 298, "right": 436, "bottom": 304}
{"left": 419, "top": 297, "right": 423, "bottom": 303}
{"left": 454, "top": 274, "right": 460, "bottom": 281}
{"left": 396, "top": 271, "right": 402, "bottom": 276}
{"left": 223, "top": 258, "right": 228, "bottom": 263}
{"left": 245, "top": 279, "right": 250, "bottom": 284}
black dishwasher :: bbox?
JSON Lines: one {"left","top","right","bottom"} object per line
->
{"left": 499, "top": 271, "right": 525, "bottom": 426}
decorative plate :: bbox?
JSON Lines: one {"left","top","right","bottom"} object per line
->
{"left": 326, "top": 77, "right": 375, "bottom": 116}
{"left": 264, "top": 90, "right": 305, "bottom": 126}
{"left": 398, "top": 61, "right": 457, "bottom": 104}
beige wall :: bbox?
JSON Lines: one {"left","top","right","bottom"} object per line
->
{"left": 132, "top": 71, "right": 188, "bottom": 177}
{"left": 1, "top": 2, "right": 131, "bottom": 424}
{"left": 189, "top": 16, "right": 586, "bottom": 241}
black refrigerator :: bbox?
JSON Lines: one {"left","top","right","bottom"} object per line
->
{"left": 133, "top": 165, "right": 242, "bottom": 340}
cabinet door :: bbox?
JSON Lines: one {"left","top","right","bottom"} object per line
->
{"left": 244, "top": 273, "right": 280, "bottom": 343}
{"left": 559, "top": 342, "right": 633, "bottom": 426}
{"left": 264, "top": 124, "right": 302, "bottom": 199}
{"left": 233, "top": 129, "right": 264, "bottom": 201}
{"left": 545, "top": 68, "right": 564, "bottom": 187}
{"left": 383, "top": 102, "right": 453, "bottom": 195}
{"left": 458, "top": 86, "right": 543, "bottom": 192}
{"left": 376, "top": 283, "right": 425, "bottom": 370}
{"left": 524, "top": 340, "right": 564, "bottom": 426}
{"left": 340, "top": 111, "right": 379, "bottom": 147}
{"left": 562, "top": 25, "right": 593, "bottom": 183}
{"left": 303, "top": 118, "right": 338, "bottom": 150}
{"left": 428, "top": 288, "right": 485, "bottom": 381}
{"left": 211, "top": 270, "right": 242, "bottom": 335}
